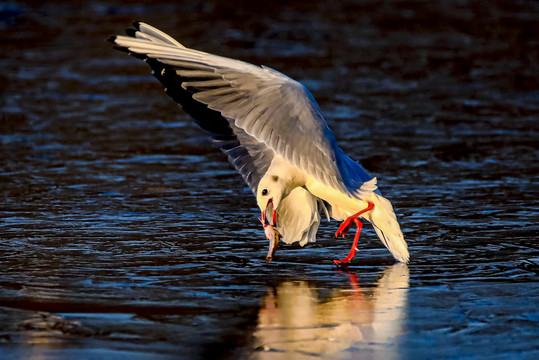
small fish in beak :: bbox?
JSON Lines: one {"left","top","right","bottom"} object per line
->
{"left": 260, "top": 219, "right": 281, "bottom": 261}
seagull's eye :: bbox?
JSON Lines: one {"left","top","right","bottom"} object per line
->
{"left": 262, "top": 189, "right": 268, "bottom": 196}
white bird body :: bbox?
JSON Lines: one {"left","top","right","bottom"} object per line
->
{"left": 306, "top": 176, "right": 371, "bottom": 222}
{"left": 110, "top": 22, "right": 410, "bottom": 264}
{"left": 259, "top": 155, "right": 409, "bottom": 263}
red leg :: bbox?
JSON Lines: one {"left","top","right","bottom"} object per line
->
{"left": 335, "top": 217, "right": 353, "bottom": 238}
{"left": 334, "top": 201, "right": 374, "bottom": 264}
{"left": 335, "top": 201, "right": 374, "bottom": 238}
{"left": 334, "top": 219, "right": 363, "bottom": 264}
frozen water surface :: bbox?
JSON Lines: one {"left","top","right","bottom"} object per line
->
{"left": 1, "top": 1, "right": 538, "bottom": 359}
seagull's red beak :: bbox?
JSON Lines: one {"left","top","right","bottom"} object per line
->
{"left": 258, "top": 197, "right": 281, "bottom": 261}
{"left": 260, "top": 197, "right": 277, "bottom": 227}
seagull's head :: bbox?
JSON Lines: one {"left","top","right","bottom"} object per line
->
{"left": 256, "top": 175, "right": 285, "bottom": 227}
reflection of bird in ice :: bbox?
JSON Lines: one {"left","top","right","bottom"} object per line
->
{"left": 110, "top": 23, "right": 409, "bottom": 264}
{"left": 253, "top": 263, "right": 409, "bottom": 359}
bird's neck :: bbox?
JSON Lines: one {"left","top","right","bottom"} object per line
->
{"left": 266, "top": 155, "right": 307, "bottom": 199}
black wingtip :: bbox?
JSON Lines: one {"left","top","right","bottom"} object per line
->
{"left": 107, "top": 35, "right": 117, "bottom": 44}
{"left": 125, "top": 28, "right": 137, "bottom": 37}
{"left": 132, "top": 21, "right": 141, "bottom": 30}
{"left": 111, "top": 45, "right": 129, "bottom": 53}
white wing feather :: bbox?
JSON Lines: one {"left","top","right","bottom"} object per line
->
{"left": 113, "top": 23, "right": 377, "bottom": 199}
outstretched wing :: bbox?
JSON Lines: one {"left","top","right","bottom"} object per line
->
{"left": 110, "top": 22, "right": 377, "bottom": 199}
{"left": 111, "top": 25, "right": 273, "bottom": 193}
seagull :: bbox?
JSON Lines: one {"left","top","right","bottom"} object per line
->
{"left": 109, "top": 22, "right": 409, "bottom": 264}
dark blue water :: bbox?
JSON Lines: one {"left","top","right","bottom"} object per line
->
{"left": 1, "top": 1, "right": 538, "bottom": 359}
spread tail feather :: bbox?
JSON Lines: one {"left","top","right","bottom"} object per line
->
{"left": 366, "top": 193, "right": 409, "bottom": 263}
